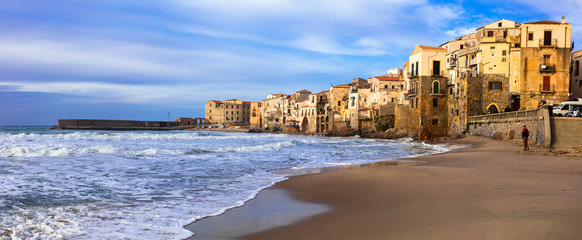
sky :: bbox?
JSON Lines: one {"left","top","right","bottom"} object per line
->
{"left": 1, "top": 0, "right": 581, "bottom": 126}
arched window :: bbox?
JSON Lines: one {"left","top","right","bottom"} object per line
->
{"left": 432, "top": 81, "right": 440, "bottom": 94}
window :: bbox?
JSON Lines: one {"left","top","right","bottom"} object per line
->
{"left": 433, "top": 98, "right": 438, "bottom": 108}
{"left": 528, "top": 32, "right": 534, "bottom": 41}
{"left": 209, "top": 109, "right": 212, "bottom": 113}
{"left": 392, "top": 85, "right": 395, "bottom": 89}
{"left": 433, "top": 61, "right": 441, "bottom": 76}
{"left": 432, "top": 81, "right": 440, "bottom": 94}
{"left": 498, "top": 22, "right": 502, "bottom": 27}
{"left": 502, "top": 58, "right": 507, "bottom": 62}
{"left": 490, "top": 46, "right": 495, "bottom": 50}
{"left": 415, "top": 61, "right": 419, "bottom": 76}
{"left": 337, "top": 101, "right": 341, "bottom": 106}
{"left": 577, "top": 60, "right": 580, "bottom": 76}
{"left": 489, "top": 82, "right": 502, "bottom": 90}
{"left": 432, "top": 119, "right": 439, "bottom": 125}
{"left": 502, "top": 50, "right": 507, "bottom": 56}
{"left": 543, "top": 55, "right": 551, "bottom": 65}
{"left": 415, "top": 98, "right": 418, "bottom": 108}
{"left": 411, "top": 63, "right": 415, "bottom": 76}
{"left": 384, "top": 85, "right": 388, "bottom": 89}
{"left": 487, "top": 31, "right": 494, "bottom": 37}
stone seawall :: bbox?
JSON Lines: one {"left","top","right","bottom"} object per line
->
{"left": 466, "top": 107, "right": 551, "bottom": 147}
{"left": 55, "top": 119, "right": 187, "bottom": 131}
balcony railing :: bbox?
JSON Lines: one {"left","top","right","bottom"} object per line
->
{"left": 430, "top": 70, "right": 445, "bottom": 77}
{"left": 539, "top": 64, "right": 556, "bottom": 73}
{"left": 539, "top": 38, "right": 557, "bottom": 47}
{"left": 539, "top": 84, "right": 556, "bottom": 93}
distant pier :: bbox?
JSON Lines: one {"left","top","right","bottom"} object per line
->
{"left": 52, "top": 118, "right": 205, "bottom": 131}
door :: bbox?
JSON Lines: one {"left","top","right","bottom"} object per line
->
{"left": 433, "top": 61, "right": 440, "bottom": 76}
{"left": 544, "top": 31, "right": 552, "bottom": 46}
{"left": 543, "top": 76, "right": 551, "bottom": 91}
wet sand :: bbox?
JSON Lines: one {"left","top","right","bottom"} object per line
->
{"left": 186, "top": 136, "right": 582, "bottom": 239}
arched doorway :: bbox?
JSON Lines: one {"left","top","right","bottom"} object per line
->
{"left": 487, "top": 104, "right": 499, "bottom": 114}
{"left": 301, "top": 117, "right": 309, "bottom": 132}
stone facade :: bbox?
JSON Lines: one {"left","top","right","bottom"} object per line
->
{"left": 570, "top": 50, "right": 582, "bottom": 98}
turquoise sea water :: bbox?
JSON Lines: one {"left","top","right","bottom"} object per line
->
{"left": 0, "top": 127, "right": 453, "bottom": 239}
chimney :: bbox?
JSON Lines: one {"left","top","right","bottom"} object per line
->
{"left": 561, "top": 16, "right": 565, "bottom": 24}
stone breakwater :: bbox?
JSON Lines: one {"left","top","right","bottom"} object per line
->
{"left": 53, "top": 119, "right": 190, "bottom": 131}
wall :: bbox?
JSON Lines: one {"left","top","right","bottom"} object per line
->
{"left": 467, "top": 107, "right": 552, "bottom": 147}
{"left": 551, "top": 117, "right": 582, "bottom": 147}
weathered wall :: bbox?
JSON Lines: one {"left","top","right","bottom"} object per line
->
{"left": 467, "top": 107, "right": 552, "bottom": 147}
{"left": 551, "top": 117, "right": 582, "bottom": 147}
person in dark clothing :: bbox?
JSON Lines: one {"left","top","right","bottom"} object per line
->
{"left": 521, "top": 125, "right": 529, "bottom": 150}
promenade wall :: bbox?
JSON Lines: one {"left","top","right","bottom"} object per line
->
{"left": 467, "top": 107, "right": 551, "bottom": 147}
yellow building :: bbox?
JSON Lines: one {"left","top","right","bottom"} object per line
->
{"left": 407, "top": 45, "right": 449, "bottom": 140}
{"left": 249, "top": 102, "right": 262, "bottom": 129}
{"left": 519, "top": 17, "right": 572, "bottom": 109}
{"left": 571, "top": 50, "right": 582, "bottom": 98}
{"left": 205, "top": 99, "right": 251, "bottom": 125}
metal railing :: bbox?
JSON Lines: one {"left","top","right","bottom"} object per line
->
{"left": 429, "top": 70, "right": 445, "bottom": 77}
{"left": 539, "top": 38, "right": 557, "bottom": 47}
{"left": 539, "top": 84, "right": 556, "bottom": 93}
{"left": 468, "top": 108, "right": 541, "bottom": 123}
{"left": 539, "top": 64, "right": 556, "bottom": 73}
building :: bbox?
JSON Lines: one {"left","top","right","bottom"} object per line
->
{"left": 249, "top": 102, "right": 262, "bottom": 129}
{"left": 519, "top": 17, "right": 572, "bottom": 109}
{"left": 261, "top": 93, "right": 287, "bottom": 130}
{"left": 570, "top": 50, "right": 582, "bottom": 98}
{"left": 407, "top": 45, "right": 449, "bottom": 140}
{"left": 205, "top": 99, "right": 251, "bottom": 125}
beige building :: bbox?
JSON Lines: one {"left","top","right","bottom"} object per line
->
{"left": 249, "top": 102, "right": 262, "bottom": 129}
{"left": 519, "top": 18, "right": 572, "bottom": 109}
{"left": 571, "top": 50, "right": 582, "bottom": 98}
{"left": 205, "top": 99, "right": 251, "bottom": 125}
{"left": 407, "top": 45, "right": 449, "bottom": 140}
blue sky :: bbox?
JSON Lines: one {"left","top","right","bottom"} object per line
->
{"left": 1, "top": 0, "right": 580, "bottom": 126}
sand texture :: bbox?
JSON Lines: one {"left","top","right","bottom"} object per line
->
{"left": 240, "top": 136, "right": 582, "bottom": 240}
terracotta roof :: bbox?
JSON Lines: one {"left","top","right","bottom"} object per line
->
{"left": 209, "top": 100, "right": 223, "bottom": 104}
{"left": 242, "top": 101, "right": 251, "bottom": 105}
{"left": 317, "top": 90, "right": 330, "bottom": 94}
{"left": 297, "top": 89, "right": 311, "bottom": 93}
{"left": 525, "top": 20, "right": 563, "bottom": 25}
{"left": 411, "top": 45, "right": 448, "bottom": 56}
{"left": 419, "top": 45, "right": 448, "bottom": 52}
{"left": 331, "top": 83, "right": 352, "bottom": 88}
{"left": 225, "top": 99, "right": 239, "bottom": 102}
{"left": 375, "top": 76, "right": 401, "bottom": 81}
{"left": 572, "top": 50, "right": 582, "bottom": 55}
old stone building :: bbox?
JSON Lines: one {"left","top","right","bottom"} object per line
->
{"left": 205, "top": 99, "right": 251, "bottom": 125}
{"left": 407, "top": 45, "right": 449, "bottom": 140}
{"left": 571, "top": 50, "right": 582, "bottom": 98}
{"left": 261, "top": 93, "right": 286, "bottom": 130}
{"left": 249, "top": 102, "right": 262, "bottom": 129}
{"left": 519, "top": 18, "right": 572, "bottom": 109}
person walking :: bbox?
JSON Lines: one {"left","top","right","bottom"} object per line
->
{"left": 521, "top": 125, "right": 529, "bottom": 150}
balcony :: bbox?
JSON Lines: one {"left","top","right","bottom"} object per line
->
{"left": 539, "top": 64, "right": 556, "bottom": 73}
{"left": 430, "top": 70, "right": 445, "bottom": 77}
{"left": 539, "top": 84, "right": 555, "bottom": 93}
{"left": 539, "top": 39, "right": 557, "bottom": 48}
{"left": 481, "top": 36, "right": 507, "bottom": 43}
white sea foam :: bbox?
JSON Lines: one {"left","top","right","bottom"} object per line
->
{"left": 0, "top": 128, "right": 453, "bottom": 240}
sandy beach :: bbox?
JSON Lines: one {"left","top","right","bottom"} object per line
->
{"left": 186, "top": 136, "right": 582, "bottom": 239}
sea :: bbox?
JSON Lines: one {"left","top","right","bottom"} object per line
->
{"left": 0, "top": 126, "right": 455, "bottom": 239}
